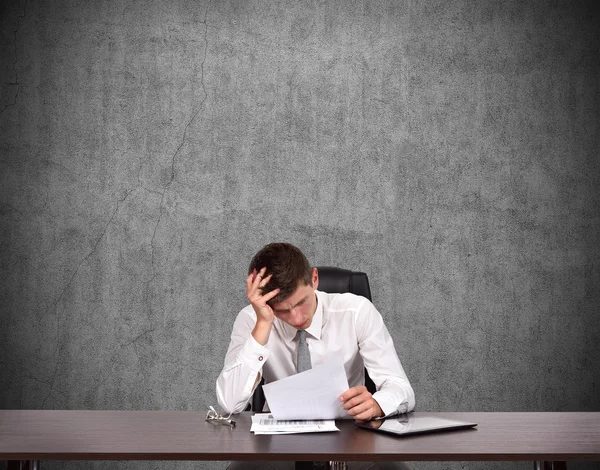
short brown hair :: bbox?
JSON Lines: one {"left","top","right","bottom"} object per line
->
{"left": 248, "top": 243, "right": 313, "bottom": 305}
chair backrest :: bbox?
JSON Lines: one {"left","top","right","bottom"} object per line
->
{"left": 315, "top": 266, "right": 377, "bottom": 395}
{"left": 316, "top": 266, "right": 373, "bottom": 300}
{"left": 248, "top": 266, "right": 376, "bottom": 411}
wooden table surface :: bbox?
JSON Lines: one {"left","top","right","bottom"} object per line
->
{"left": 1, "top": 411, "right": 599, "bottom": 462}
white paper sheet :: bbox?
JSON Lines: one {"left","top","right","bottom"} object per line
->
{"left": 262, "top": 358, "right": 350, "bottom": 420}
{"left": 250, "top": 413, "right": 339, "bottom": 434}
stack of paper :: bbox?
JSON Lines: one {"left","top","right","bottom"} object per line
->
{"left": 248, "top": 360, "right": 349, "bottom": 434}
{"left": 250, "top": 413, "right": 339, "bottom": 434}
{"left": 262, "top": 359, "right": 350, "bottom": 420}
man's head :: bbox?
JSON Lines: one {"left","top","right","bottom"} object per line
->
{"left": 248, "top": 242, "right": 319, "bottom": 329}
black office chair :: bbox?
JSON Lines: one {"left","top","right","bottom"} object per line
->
{"left": 247, "top": 266, "right": 376, "bottom": 412}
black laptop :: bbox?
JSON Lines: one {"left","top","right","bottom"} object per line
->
{"left": 355, "top": 413, "right": 477, "bottom": 437}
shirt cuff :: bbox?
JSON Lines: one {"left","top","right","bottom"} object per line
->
{"left": 240, "top": 335, "right": 271, "bottom": 372}
{"left": 372, "top": 391, "right": 409, "bottom": 418}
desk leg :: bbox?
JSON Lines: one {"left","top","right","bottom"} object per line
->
{"left": 534, "top": 461, "right": 567, "bottom": 470}
{"left": 6, "top": 461, "right": 40, "bottom": 470}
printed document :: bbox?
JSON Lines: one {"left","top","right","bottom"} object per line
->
{"left": 250, "top": 413, "right": 339, "bottom": 434}
{"left": 262, "top": 359, "right": 350, "bottom": 420}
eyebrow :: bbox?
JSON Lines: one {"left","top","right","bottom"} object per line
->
{"left": 274, "top": 295, "right": 308, "bottom": 312}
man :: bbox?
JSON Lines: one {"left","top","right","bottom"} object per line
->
{"left": 216, "top": 242, "right": 415, "bottom": 420}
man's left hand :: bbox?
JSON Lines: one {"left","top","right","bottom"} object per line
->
{"left": 339, "top": 386, "right": 384, "bottom": 421}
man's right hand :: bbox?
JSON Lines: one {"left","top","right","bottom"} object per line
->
{"left": 247, "top": 267, "right": 280, "bottom": 345}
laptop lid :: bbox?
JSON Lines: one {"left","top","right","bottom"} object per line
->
{"left": 355, "top": 413, "right": 477, "bottom": 437}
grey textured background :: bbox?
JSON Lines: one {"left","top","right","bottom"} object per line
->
{"left": 1, "top": 0, "right": 599, "bottom": 469}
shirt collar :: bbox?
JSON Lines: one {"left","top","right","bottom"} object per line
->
{"left": 277, "top": 290, "right": 324, "bottom": 342}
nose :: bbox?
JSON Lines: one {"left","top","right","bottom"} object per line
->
{"left": 289, "top": 308, "right": 304, "bottom": 326}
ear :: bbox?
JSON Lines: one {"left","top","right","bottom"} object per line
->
{"left": 312, "top": 267, "right": 319, "bottom": 290}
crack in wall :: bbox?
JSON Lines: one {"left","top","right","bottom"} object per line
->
{"left": 0, "top": 0, "right": 27, "bottom": 115}
{"left": 40, "top": 189, "right": 133, "bottom": 409}
{"left": 0, "top": 201, "right": 30, "bottom": 220}
{"left": 121, "top": 327, "right": 157, "bottom": 348}
{"left": 37, "top": 0, "right": 213, "bottom": 409}
{"left": 146, "top": 0, "right": 212, "bottom": 294}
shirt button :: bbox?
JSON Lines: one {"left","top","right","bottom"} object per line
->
{"left": 258, "top": 356, "right": 263, "bottom": 361}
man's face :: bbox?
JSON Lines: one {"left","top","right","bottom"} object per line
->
{"left": 270, "top": 268, "right": 319, "bottom": 330}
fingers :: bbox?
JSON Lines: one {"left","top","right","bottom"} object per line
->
{"left": 247, "top": 267, "right": 266, "bottom": 292}
{"left": 254, "top": 267, "right": 266, "bottom": 284}
{"left": 339, "top": 386, "right": 379, "bottom": 420}
{"left": 353, "top": 402, "right": 377, "bottom": 421}
{"left": 246, "top": 271, "right": 255, "bottom": 290}
{"left": 259, "top": 273, "right": 272, "bottom": 288}
{"left": 355, "top": 398, "right": 384, "bottom": 421}
{"left": 346, "top": 396, "right": 377, "bottom": 420}
{"left": 246, "top": 267, "right": 278, "bottom": 302}
{"left": 249, "top": 267, "right": 266, "bottom": 287}
{"left": 251, "top": 267, "right": 273, "bottom": 289}
{"left": 339, "top": 386, "right": 367, "bottom": 405}
{"left": 261, "top": 287, "right": 280, "bottom": 302}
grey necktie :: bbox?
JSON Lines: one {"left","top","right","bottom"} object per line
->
{"left": 296, "top": 330, "right": 311, "bottom": 373}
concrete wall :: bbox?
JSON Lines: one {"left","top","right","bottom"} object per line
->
{"left": 1, "top": 0, "right": 598, "bottom": 469}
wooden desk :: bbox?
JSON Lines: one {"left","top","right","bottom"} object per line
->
{"left": 1, "top": 411, "right": 599, "bottom": 468}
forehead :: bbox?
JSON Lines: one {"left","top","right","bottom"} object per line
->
{"left": 272, "top": 283, "right": 313, "bottom": 310}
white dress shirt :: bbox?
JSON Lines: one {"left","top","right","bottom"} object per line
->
{"left": 216, "top": 290, "right": 416, "bottom": 416}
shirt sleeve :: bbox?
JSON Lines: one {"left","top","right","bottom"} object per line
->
{"left": 354, "top": 298, "right": 416, "bottom": 417}
{"left": 216, "top": 307, "right": 270, "bottom": 414}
